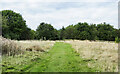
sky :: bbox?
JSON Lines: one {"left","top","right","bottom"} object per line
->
{"left": 0, "top": 0, "right": 119, "bottom": 30}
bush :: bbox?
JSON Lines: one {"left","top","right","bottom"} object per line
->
{"left": 115, "top": 37, "right": 120, "bottom": 43}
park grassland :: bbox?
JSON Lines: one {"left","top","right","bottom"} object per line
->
{"left": 65, "top": 40, "right": 118, "bottom": 72}
{"left": 26, "top": 42, "right": 98, "bottom": 72}
{"left": 1, "top": 40, "right": 118, "bottom": 72}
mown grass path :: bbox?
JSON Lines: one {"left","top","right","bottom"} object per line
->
{"left": 26, "top": 42, "right": 97, "bottom": 72}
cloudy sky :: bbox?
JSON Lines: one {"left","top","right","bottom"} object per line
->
{"left": 0, "top": 0, "right": 119, "bottom": 30}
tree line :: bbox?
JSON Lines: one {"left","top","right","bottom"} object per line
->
{"left": 1, "top": 10, "right": 120, "bottom": 42}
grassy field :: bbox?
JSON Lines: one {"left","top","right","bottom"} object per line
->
{"left": 25, "top": 42, "right": 98, "bottom": 72}
{"left": 16, "top": 40, "right": 55, "bottom": 51}
{"left": 65, "top": 40, "right": 118, "bottom": 72}
{"left": 1, "top": 39, "right": 118, "bottom": 72}
{"left": 2, "top": 42, "right": 99, "bottom": 72}
{"left": 2, "top": 39, "right": 55, "bottom": 72}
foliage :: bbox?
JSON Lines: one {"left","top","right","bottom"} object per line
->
{"left": 96, "top": 22, "right": 116, "bottom": 41}
{"left": 1, "top": 10, "right": 119, "bottom": 41}
{"left": 65, "top": 25, "right": 75, "bottom": 39}
{"left": 36, "top": 22, "right": 58, "bottom": 40}
{"left": 115, "top": 37, "right": 120, "bottom": 43}
{"left": 1, "top": 10, "right": 34, "bottom": 40}
{"left": 58, "top": 22, "right": 116, "bottom": 41}
{"left": 59, "top": 26, "right": 66, "bottom": 40}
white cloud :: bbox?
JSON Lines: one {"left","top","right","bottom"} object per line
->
{"left": 0, "top": 2, "right": 118, "bottom": 30}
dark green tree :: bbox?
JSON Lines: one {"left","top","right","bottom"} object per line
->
{"left": 59, "top": 26, "right": 66, "bottom": 40}
{"left": 36, "top": 22, "right": 58, "bottom": 40}
{"left": 30, "top": 30, "right": 36, "bottom": 39}
{"left": 1, "top": 10, "right": 34, "bottom": 40}
{"left": 65, "top": 25, "right": 75, "bottom": 39}
{"left": 96, "top": 22, "right": 115, "bottom": 41}
{"left": 20, "top": 28, "right": 35, "bottom": 40}
{"left": 88, "top": 24, "right": 98, "bottom": 40}
{"left": 74, "top": 22, "right": 90, "bottom": 40}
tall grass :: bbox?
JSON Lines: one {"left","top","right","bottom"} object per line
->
{"left": 65, "top": 40, "right": 118, "bottom": 72}
{"left": 0, "top": 36, "right": 23, "bottom": 56}
{"left": 2, "top": 39, "right": 55, "bottom": 72}
{"left": 17, "top": 40, "right": 55, "bottom": 52}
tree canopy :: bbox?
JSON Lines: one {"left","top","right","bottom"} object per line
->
{"left": 36, "top": 22, "right": 58, "bottom": 40}
{"left": 1, "top": 10, "right": 119, "bottom": 42}
{"left": 1, "top": 10, "right": 35, "bottom": 40}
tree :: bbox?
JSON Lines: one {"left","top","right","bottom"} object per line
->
{"left": 88, "top": 24, "right": 98, "bottom": 40}
{"left": 36, "top": 22, "right": 58, "bottom": 40}
{"left": 65, "top": 25, "right": 75, "bottom": 39}
{"left": 1, "top": 10, "right": 118, "bottom": 41}
{"left": 30, "top": 30, "right": 36, "bottom": 39}
{"left": 59, "top": 26, "right": 66, "bottom": 40}
{"left": 20, "top": 28, "right": 35, "bottom": 40}
{"left": 74, "top": 22, "right": 90, "bottom": 40}
{"left": 96, "top": 22, "right": 115, "bottom": 41}
{"left": 114, "top": 29, "right": 120, "bottom": 43}
{"left": 1, "top": 10, "right": 33, "bottom": 40}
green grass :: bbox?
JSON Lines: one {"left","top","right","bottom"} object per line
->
{"left": 26, "top": 42, "right": 99, "bottom": 72}
{"left": 2, "top": 42, "right": 100, "bottom": 72}
{"left": 2, "top": 51, "right": 43, "bottom": 72}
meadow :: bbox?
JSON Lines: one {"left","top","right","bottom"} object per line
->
{"left": 65, "top": 40, "right": 118, "bottom": 72}
{"left": 1, "top": 37, "right": 118, "bottom": 72}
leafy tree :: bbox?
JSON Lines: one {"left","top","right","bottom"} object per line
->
{"left": 74, "top": 22, "right": 90, "bottom": 40}
{"left": 1, "top": 10, "right": 34, "bottom": 40}
{"left": 96, "top": 22, "right": 115, "bottom": 41}
{"left": 115, "top": 37, "right": 120, "bottom": 43}
{"left": 88, "top": 24, "right": 98, "bottom": 40}
{"left": 2, "top": 10, "right": 25, "bottom": 39}
{"left": 1, "top": 10, "right": 119, "bottom": 41}
{"left": 64, "top": 25, "right": 75, "bottom": 39}
{"left": 59, "top": 26, "right": 66, "bottom": 40}
{"left": 20, "top": 28, "right": 35, "bottom": 40}
{"left": 114, "top": 29, "right": 120, "bottom": 43}
{"left": 36, "top": 22, "right": 58, "bottom": 40}
{"left": 30, "top": 30, "right": 36, "bottom": 39}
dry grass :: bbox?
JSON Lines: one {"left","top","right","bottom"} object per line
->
{"left": 0, "top": 36, "right": 23, "bottom": 56}
{"left": 1, "top": 39, "right": 55, "bottom": 72}
{"left": 16, "top": 40, "right": 55, "bottom": 52}
{"left": 1, "top": 37, "right": 118, "bottom": 72}
{"left": 26, "top": 45, "right": 45, "bottom": 52}
{"left": 0, "top": 36, "right": 55, "bottom": 55}
{"left": 65, "top": 40, "right": 118, "bottom": 72}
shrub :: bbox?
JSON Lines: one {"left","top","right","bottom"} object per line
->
{"left": 115, "top": 37, "right": 120, "bottom": 43}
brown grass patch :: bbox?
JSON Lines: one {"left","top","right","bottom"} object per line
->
{"left": 26, "top": 45, "right": 45, "bottom": 52}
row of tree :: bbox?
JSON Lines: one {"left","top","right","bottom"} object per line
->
{"left": 1, "top": 10, "right": 120, "bottom": 41}
{"left": 36, "top": 22, "right": 120, "bottom": 41}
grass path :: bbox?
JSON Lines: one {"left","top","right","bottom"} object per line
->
{"left": 25, "top": 42, "right": 98, "bottom": 72}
